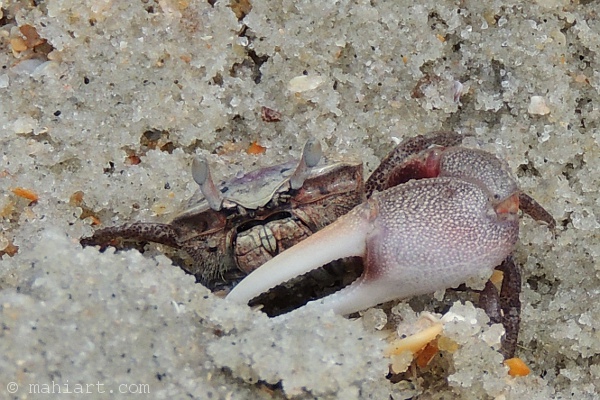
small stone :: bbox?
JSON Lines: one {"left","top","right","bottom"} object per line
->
{"left": 287, "top": 75, "right": 325, "bottom": 92}
{"left": 10, "top": 37, "right": 27, "bottom": 52}
{"left": 361, "top": 308, "right": 388, "bottom": 331}
{"left": 528, "top": 96, "right": 551, "bottom": 115}
{"left": 389, "top": 351, "right": 413, "bottom": 374}
{"left": 0, "top": 74, "right": 8, "bottom": 88}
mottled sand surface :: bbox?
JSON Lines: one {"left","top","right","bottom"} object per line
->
{"left": 1, "top": 1, "right": 598, "bottom": 398}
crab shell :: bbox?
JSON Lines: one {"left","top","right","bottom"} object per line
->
{"left": 179, "top": 158, "right": 361, "bottom": 220}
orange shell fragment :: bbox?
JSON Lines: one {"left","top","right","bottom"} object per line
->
{"left": 0, "top": 242, "right": 19, "bottom": 257}
{"left": 415, "top": 339, "right": 439, "bottom": 368}
{"left": 247, "top": 141, "right": 266, "bottom": 155}
{"left": 505, "top": 357, "right": 531, "bottom": 377}
{"left": 69, "top": 191, "right": 85, "bottom": 206}
{"left": 11, "top": 187, "right": 39, "bottom": 203}
{"left": 19, "top": 25, "right": 46, "bottom": 48}
{"left": 384, "top": 323, "right": 443, "bottom": 356}
{"left": 89, "top": 216, "right": 102, "bottom": 226}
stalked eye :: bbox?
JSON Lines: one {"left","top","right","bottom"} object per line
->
{"left": 289, "top": 138, "right": 323, "bottom": 190}
{"left": 192, "top": 156, "right": 224, "bottom": 211}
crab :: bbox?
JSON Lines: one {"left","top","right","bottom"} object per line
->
{"left": 227, "top": 131, "right": 555, "bottom": 358}
{"left": 81, "top": 139, "right": 365, "bottom": 291}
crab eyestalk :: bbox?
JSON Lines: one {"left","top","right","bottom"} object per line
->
{"left": 290, "top": 138, "right": 323, "bottom": 190}
{"left": 192, "top": 156, "right": 223, "bottom": 211}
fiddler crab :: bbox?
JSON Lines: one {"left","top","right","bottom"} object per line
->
{"left": 82, "top": 131, "right": 554, "bottom": 358}
{"left": 82, "top": 139, "right": 365, "bottom": 290}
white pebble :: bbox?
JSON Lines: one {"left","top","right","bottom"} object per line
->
{"left": 287, "top": 75, "right": 325, "bottom": 92}
{"left": 528, "top": 95, "right": 551, "bottom": 115}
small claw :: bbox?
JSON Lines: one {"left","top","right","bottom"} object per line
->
{"left": 192, "top": 156, "right": 223, "bottom": 211}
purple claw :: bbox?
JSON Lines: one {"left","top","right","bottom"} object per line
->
{"left": 227, "top": 135, "right": 553, "bottom": 338}
{"left": 228, "top": 148, "right": 521, "bottom": 315}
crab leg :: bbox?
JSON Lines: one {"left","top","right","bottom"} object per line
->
{"left": 80, "top": 222, "right": 180, "bottom": 249}
{"left": 519, "top": 192, "right": 556, "bottom": 231}
{"left": 478, "top": 256, "right": 521, "bottom": 358}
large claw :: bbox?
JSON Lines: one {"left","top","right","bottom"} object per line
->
{"left": 227, "top": 174, "right": 520, "bottom": 315}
